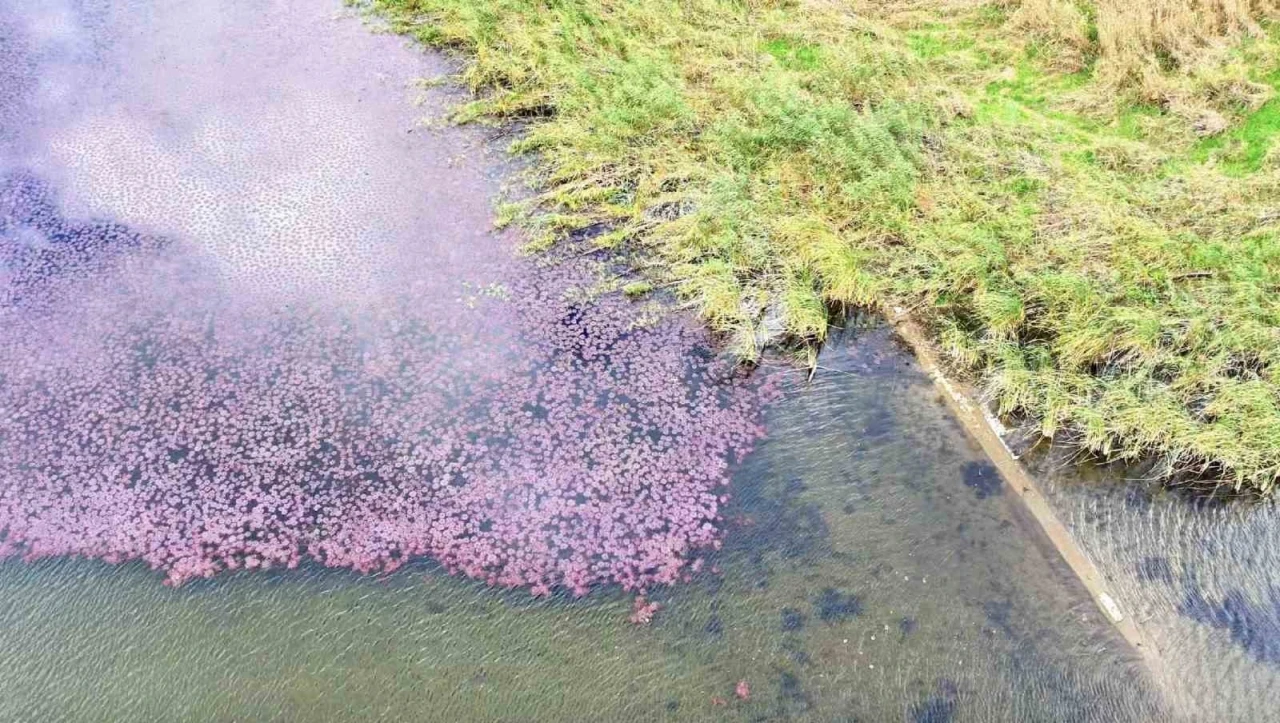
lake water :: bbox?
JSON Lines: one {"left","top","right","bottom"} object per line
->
{"left": 0, "top": 323, "right": 1164, "bottom": 721}
{"left": 0, "top": 1, "right": 1198, "bottom": 720}
{"left": 1036, "top": 454, "right": 1280, "bottom": 720}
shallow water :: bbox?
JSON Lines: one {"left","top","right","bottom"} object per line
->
{"left": 0, "top": 325, "right": 1165, "bottom": 722}
{"left": 0, "top": 2, "right": 1165, "bottom": 721}
{"left": 1037, "top": 458, "right": 1280, "bottom": 720}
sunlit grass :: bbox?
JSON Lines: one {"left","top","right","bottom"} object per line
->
{"left": 367, "top": 0, "right": 1280, "bottom": 491}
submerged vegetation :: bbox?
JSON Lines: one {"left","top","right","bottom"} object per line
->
{"left": 369, "top": 0, "right": 1280, "bottom": 491}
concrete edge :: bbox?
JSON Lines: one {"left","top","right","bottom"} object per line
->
{"left": 887, "top": 311, "right": 1163, "bottom": 672}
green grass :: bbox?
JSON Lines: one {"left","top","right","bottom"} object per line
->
{"left": 367, "top": 0, "right": 1280, "bottom": 491}
{"left": 1195, "top": 83, "right": 1280, "bottom": 174}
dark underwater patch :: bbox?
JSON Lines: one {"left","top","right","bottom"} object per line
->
{"left": 960, "top": 461, "right": 1002, "bottom": 499}
{"left": 814, "top": 587, "right": 862, "bottom": 623}
{"left": 776, "top": 671, "right": 814, "bottom": 714}
{"left": 982, "top": 599, "right": 1014, "bottom": 637}
{"left": 910, "top": 679, "right": 959, "bottom": 723}
{"left": 704, "top": 614, "right": 724, "bottom": 638}
{"left": 1135, "top": 556, "right": 1174, "bottom": 584}
{"left": 859, "top": 406, "right": 894, "bottom": 438}
{"left": 1180, "top": 585, "right": 1280, "bottom": 665}
{"left": 722, "top": 473, "right": 831, "bottom": 589}
{"left": 898, "top": 616, "right": 917, "bottom": 638}
{"left": 780, "top": 636, "right": 813, "bottom": 666}
{"left": 781, "top": 607, "right": 805, "bottom": 632}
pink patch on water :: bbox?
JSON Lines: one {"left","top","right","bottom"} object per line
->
{"left": 0, "top": 174, "right": 768, "bottom": 595}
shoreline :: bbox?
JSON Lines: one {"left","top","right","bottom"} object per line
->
{"left": 888, "top": 309, "right": 1170, "bottom": 692}
{"left": 365, "top": 0, "right": 1280, "bottom": 493}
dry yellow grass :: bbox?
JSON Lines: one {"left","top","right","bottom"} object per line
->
{"left": 1008, "top": 0, "right": 1278, "bottom": 120}
{"left": 1009, "top": 0, "right": 1090, "bottom": 71}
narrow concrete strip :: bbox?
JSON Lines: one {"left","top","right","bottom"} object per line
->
{"left": 889, "top": 311, "right": 1163, "bottom": 671}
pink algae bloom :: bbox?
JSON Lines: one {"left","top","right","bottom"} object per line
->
{"left": 629, "top": 596, "right": 661, "bottom": 625}
{"left": 0, "top": 172, "right": 768, "bottom": 597}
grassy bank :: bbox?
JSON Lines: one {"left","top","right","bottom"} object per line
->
{"left": 368, "top": 0, "right": 1280, "bottom": 491}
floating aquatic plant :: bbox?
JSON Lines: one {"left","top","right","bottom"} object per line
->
{"left": 0, "top": 172, "right": 766, "bottom": 594}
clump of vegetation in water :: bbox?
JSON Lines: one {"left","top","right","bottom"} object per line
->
{"left": 367, "top": 0, "right": 1280, "bottom": 492}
